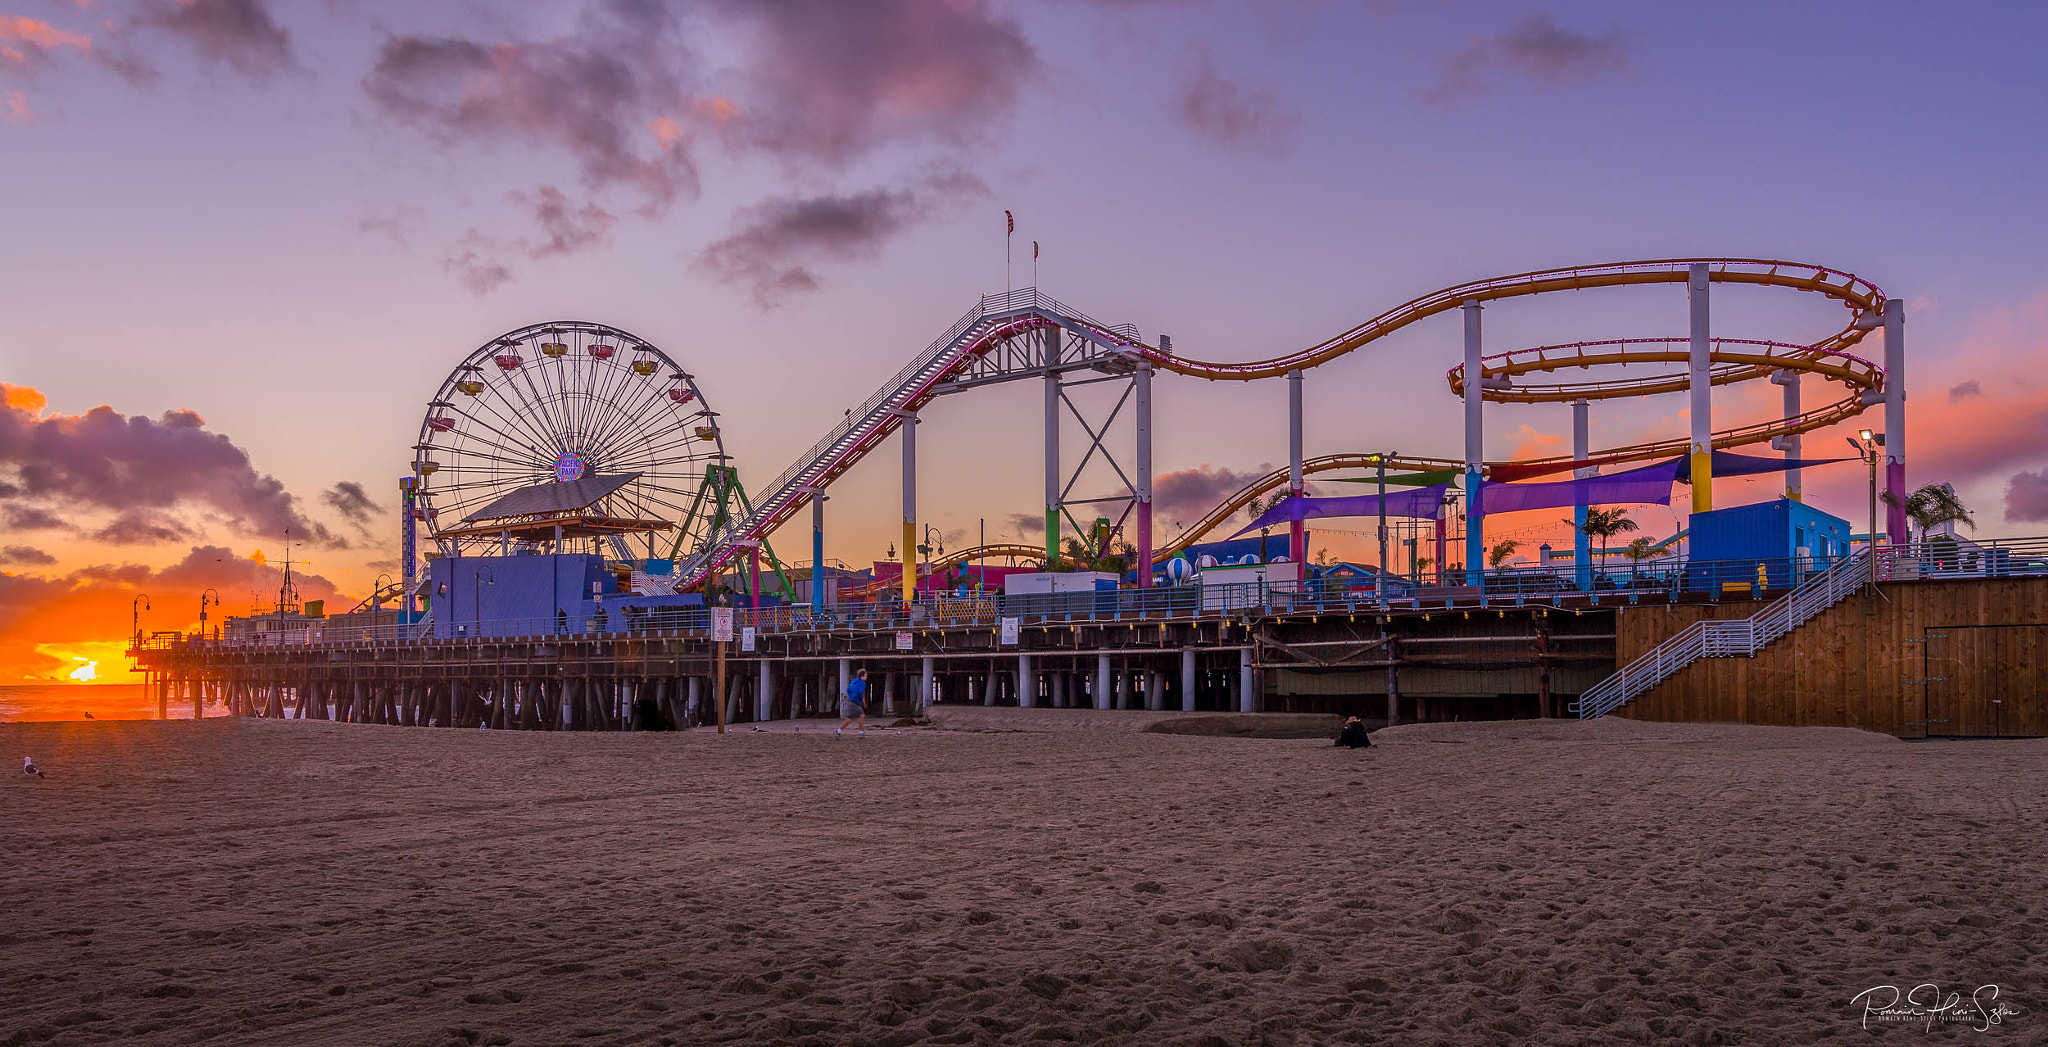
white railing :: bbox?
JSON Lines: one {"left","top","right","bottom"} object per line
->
{"left": 676, "top": 290, "right": 1140, "bottom": 591}
{"left": 1575, "top": 549, "right": 1873, "bottom": 719}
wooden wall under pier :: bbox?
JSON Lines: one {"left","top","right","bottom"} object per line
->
{"left": 1613, "top": 577, "right": 2048, "bottom": 737}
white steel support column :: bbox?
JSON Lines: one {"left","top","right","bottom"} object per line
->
{"left": 1044, "top": 327, "right": 1062, "bottom": 563}
{"left": 1287, "top": 368, "right": 1305, "bottom": 565}
{"left": 1135, "top": 360, "right": 1155, "bottom": 586}
{"left": 1688, "top": 263, "right": 1713, "bottom": 515}
{"left": 899, "top": 411, "right": 918, "bottom": 605}
{"left": 1180, "top": 648, "right": 1197, "bottom": 712}
{"left": 1772, "top": 369, "right": 1802, "bottom": 500}
{"left": 1095, "top": 654, "right": 1112, "bottom": 711}
{"left": 1572, "top": 399, "right": 1592, "bottom": 591}
{"left": 920, "top": 656, "right": 935, "bottom": 714}
{"left": 756, "top": 661, "right": 775, "bottom": 722}
{"left": 687, "top": 677, "right": 701, "bottom": 726}
{"left": 1018, "top": 654, "right": 1034, "bottom": 708}
{"left": 838, "top": 657, "right": 851, "bottom": 708}
{"left": 1146, "top": 669, "right": 1164, "bottom": 712}
{"left": 1117, "top": 666, "right": 1133, "bottom": 709}
{"left": 1462, "top": 301, "right": 1485, "bottom": 585}
{"left": 1238, "top": 649, "right": 1255, "bottom": 713}
{"left": 1884, "top": 299, "right": 1907, "bottom": 544}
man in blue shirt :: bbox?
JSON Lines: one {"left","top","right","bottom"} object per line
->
{"left": 836, "top": 668, "right": 869, "bottom": 737}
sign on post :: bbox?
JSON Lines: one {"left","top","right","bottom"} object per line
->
{"left": 999, "top": 617, "right": 1020, "bottom": 645}
{"left": 894, "top": 631, "right": 913, "bottom": 651}
{"left": 740, "top": 626, "right": 757, "bottom": 652}
{"left": 711, "top": 607, "right": 735, "bottom": 642}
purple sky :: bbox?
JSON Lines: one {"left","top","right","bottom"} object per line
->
{"left": 6, "top": 0, "right": 2048, "bottom": 598}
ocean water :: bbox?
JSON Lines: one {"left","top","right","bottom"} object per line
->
{"left": 0, "top": 684, "right": 192, "bottom": 722}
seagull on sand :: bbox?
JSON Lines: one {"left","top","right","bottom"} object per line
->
{"left": 23, "top": 757, "right": 46, "bottom": 778}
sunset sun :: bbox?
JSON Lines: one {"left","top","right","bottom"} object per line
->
{"left": 68, "top": 659, "right": 99, "bottom": 682}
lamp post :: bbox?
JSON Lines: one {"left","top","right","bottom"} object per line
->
{"left": 198, "top": 588, "right": 219, "bottom": 642}
{"left": 472, "top": 566, "right": 495, "bottom": 638}
{"left": 133, "top": 594, "right": 150, "bottom": 646}
{"left": 1366, "top": 452, "right": 1398, "bottom": 606}
{"left": 1848, "top": 430, "right": 1885, "bottom": 552}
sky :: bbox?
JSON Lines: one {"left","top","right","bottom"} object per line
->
{"left": 4, "top": 0, "right": 2048, "bottom": 684}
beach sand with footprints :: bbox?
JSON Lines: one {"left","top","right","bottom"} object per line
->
{"left": 2, "top": 709, "right": 2042, "bottom": 1045}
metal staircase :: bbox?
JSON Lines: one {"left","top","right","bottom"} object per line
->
{"left": 1574, "top": 550, "right": 1873, "bottom": 719}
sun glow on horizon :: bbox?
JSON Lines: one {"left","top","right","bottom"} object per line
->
{"left": 68, "top": 658, "right": 98, "bottom": 682}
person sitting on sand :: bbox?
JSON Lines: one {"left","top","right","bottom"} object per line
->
{"left": 836, "top": 669, "right": 869, "bottom": 738}
{"left": 1335, "top": 716, "right": 1372, "bottom": 749}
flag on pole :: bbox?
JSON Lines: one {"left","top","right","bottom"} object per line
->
{"left": 1005, "top": 210, "right": 1014, "bottom": 234}
{"left": 1033, "top": 240, "right": 1038, "bottom": 259}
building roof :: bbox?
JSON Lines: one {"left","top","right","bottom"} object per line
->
{"left": 462, "top": 473, "right": 639, "bottom": 524}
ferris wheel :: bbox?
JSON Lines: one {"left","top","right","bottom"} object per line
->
{"left": 410, "top": 321, "right": 726, "bottom": 561}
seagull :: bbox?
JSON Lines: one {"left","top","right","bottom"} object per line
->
{"left": 82, "top": 711, "right": 94, "bottom": 720}
{"left": 23, "top": 757, "right": 45, "bottom": 778}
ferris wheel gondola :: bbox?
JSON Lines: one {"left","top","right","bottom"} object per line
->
{"left": 411, "top": 321, "right": 727, "bottom": 561}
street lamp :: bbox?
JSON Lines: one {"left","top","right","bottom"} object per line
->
{"left": 472, "top": 566, "right": 495, "bottom": 638}
{"left": 1365, "top": 452, "right": 1399, "bottom": 606}
{"left": 372, "top": 573, "right": 393, "bottom": 611}
{"left": 198, "top": 588, "right": 220, "bottom": 642}
{"left": 1847, "top": 431, "right": 1885, "bottom": 551}
{"left": 132, "top": 594, "right": 150, "bottom": 646}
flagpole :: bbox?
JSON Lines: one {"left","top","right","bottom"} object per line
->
{"left": 1032, "top": 240, "right": 1038, "bottom": 289}
{"left": 1005, "top": 210, "right": 1013, "bottom": 296}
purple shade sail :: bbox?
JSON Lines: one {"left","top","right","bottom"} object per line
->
{"left": 1673, "top": 450, "right": 1857, "bottom": 482}
{"left": 1474, "top": 459, "right": 1681, "bottom": 515}
{"left": 1231, "top": 482, "right": 1451, "bottom": 538}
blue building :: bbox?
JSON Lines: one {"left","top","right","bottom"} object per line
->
{"left": 1687, "top": 497, "right": 1851, "bottom": 592}
{"left": 428, "top": 552, "right": 706, "bottom": 638}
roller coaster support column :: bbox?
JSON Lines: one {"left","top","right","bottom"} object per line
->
{"left": 807, "top": 488, "right": 826, "bottom": 616}
{"left": 1288, "top": 369, "right": 1306, "bottom": 565}
{"left": 1044, "top": 328, "right": 1062, "bottom": 563}
{"left": 898, "top": 410, "right": 919, "bottom": 606}
{"left": 1135, "top": 360, "right": 1154, "bottom": 586}
{"left": 1573, "top": 399, "right": 1592, "bottom": 591}
{"left": 1884, "top": 298, "right": 1907, "bottom": 544}
{"left": 1688, "top": 263, "right": 1713, "bottom": 514}
{"left": 1771, "top": 370, "right": 1801, "bottom": 500}
{"left": 1462, "top": 300, "right": 1484, "bottom": 586}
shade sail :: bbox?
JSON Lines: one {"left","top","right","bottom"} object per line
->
{"left": 1672, "top": 451, "right": 1856, "bottom": 482}
{"left": 1473, "top": 459, "right": 1681, "bottom": 515}
{"left": 1230, "top": 482, "right": 1450, "bottom": 537}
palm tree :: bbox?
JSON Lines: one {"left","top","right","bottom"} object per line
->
{"left": 1487, "top": 538, "right": 1521, "bottom": 569}
{"left": 1569, "top": 507, "right": 1639, "bottom": 582}
{"left": 1883, "top": 483, "right": 1975, "bottom": 539}
{"left": 1622, "top": 536, "right": 1656, "bottom": 585}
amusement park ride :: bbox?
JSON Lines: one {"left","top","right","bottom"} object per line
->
{"left": 402, "top": 259, "right": 1906, "bottom": 625}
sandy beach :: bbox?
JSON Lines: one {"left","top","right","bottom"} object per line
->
{"left": 2, "top": 711, "right": 2041, "bottom": 1046}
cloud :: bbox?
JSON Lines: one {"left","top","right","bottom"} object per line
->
{"left": 323, "top": 481, "right": 382, "bottom": 531}
{"left": 0, "top": 382, "right": 347, "bottom": 548}
{"left": 92, "top": 509, "right": 193, "bottom": 544}
{"left": 362, "top": 0, "right": 701, "bottom": 214}
{"left": 511, "top": 185, "right": 617, "bottom": 259}
{"left": 0, "top": 544, "right": 347, "bottom": 682}
{"left": 1174, "top": 47, "right": 1297, "bottom": 155}
{"left": 2006, "top": 470, "right": 2048, "bottom": 523}
{"left": 1422, "top": 12, "right": 1630, "bottom": 105}
{"left": 3, "top": 505, "right": 69, "bottom": 530}
{"left": 1507, "top": 423, "right": 1564, "bottom": 460}
{"left": 357, "top": 204, "right": 424, "bottom": 248}
{"left": 1, "top": 88, "right": 30, "bottom": 123}
{"left": 441, "top": 235, "right": 513, "bottom": 297}
{"left": 0, "top": 15, "right": 92, "bottom": 69}
{"left": 1152, "top": 463, "right": 1270, "bottom": 529}
{"left": 0, "top": 545, "right": 55, "bottom": 566}
{"left": 1005, "top": 512, "right": 1046, "bottom": 537}
{"left": 133, "top": 0, "right": 296, "bottom": 79}
{"left": 1949, "top": 380, "right": 1982, "bottom": 402}
{"left": 695, "top": 166, "right": 987, "bottom": 308}
{"left": 706, "top": 0, "right": 1038, "bottom": 163}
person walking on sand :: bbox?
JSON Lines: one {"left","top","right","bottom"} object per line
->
{"left": 837, "top": 669, "right": 869, "bottom": 737}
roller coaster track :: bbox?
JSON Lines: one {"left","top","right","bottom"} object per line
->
{"left": 676, "top": 259, "right": 1887, "bottom": 590}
